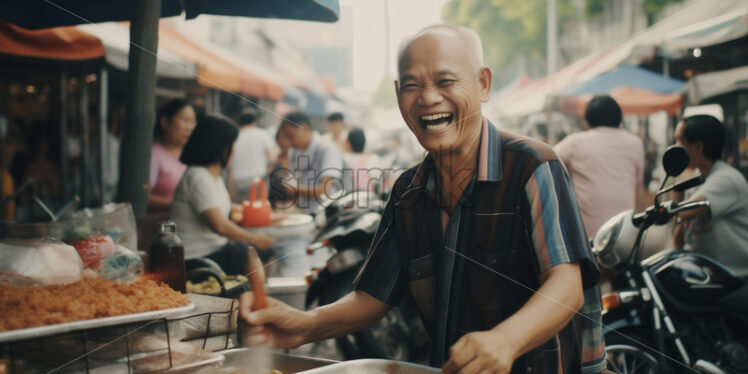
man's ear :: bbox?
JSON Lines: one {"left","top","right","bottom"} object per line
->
{"left": 478, "top": 67, "right": 492, "bottom": 103}
{"left": 394, "top": 80, "right": 400, "bottom": 96}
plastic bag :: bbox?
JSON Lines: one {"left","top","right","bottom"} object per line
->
{"left": 98, "top": 244, "right": 143, "bottom": 282}
{"left": 0, "top": 238, "right": 83, "bottom": 286}
{"left": 61, "top": 203, "right": 138, "bottom": 252}
{"left": 69, "top": 234, "right": 116, "bottom": 268}
{"left": 69, "top": 235, "right": 142, "bottom": 282}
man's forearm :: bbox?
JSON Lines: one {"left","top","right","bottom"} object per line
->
{"left": 492, "top": 263, "right": 584, "bottom": 357}
{"left": 303, "top": 290, "right": 390, "bottom": 344}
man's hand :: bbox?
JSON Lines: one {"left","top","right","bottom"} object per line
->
{"left": 441, "top": 328, "right": 520, "bottom": 374}
{"left": 239, "top": 292, "right": 311, "bottom": 349}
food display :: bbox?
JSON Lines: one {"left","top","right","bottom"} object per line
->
{"left": 0, "top": 278, "right": 189, "bottom": 332}
{"left": 187, "top": 274, "right": 247, "bottom": 294}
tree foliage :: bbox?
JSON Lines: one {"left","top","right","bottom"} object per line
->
{"left": 584, "top": 0, "right": 685, "bottom": 18}
{"left": 441, "top": 0, "right": 574, "bottom": 83}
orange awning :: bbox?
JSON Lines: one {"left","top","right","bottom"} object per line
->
{"left": 0, "top": 21, "right": 104, "bottom": 61}
{"left": 559, "top": 86, "right": 683, "bottom": 117}
{"left": 158, "top": 22, "right": 283, "bottom": 100}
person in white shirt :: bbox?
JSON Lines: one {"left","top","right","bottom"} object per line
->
{"left": 230, "top": 109, "right": 278, "bottom": 202}
{"left": 171, "top": 115, "right": 274, "bottom": 275}
{"left": 673, "top": 115, "right": 748, "bottom": 279}
{"left": 279, "top": 111, "right": 344, "bottom": 214}
{"left": 554, "top": 95, "right": 645, "bottom": 237}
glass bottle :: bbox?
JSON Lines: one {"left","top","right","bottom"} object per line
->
{"left": 148, "top": 221, "right": 186, "bottom": 293}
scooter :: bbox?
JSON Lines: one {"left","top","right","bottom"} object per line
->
{"left": 592, "top": 146, "right": 748, "bottom": 374}
{"left": 304, "top": 191, "right": 427, "bottom": 362}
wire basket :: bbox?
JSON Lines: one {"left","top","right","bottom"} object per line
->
{"left": 0, "top": 298, "right": 239, "bottom": 373}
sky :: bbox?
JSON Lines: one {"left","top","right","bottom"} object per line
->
{"left": 346, "top": 0, "right": 450, "bottom": 92}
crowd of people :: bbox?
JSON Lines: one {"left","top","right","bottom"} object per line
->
{"left": 1, "top": 21, "right": 747, "bottom": 374}
{"left": 140, "top": 101, "right": 383, "bottom": 275}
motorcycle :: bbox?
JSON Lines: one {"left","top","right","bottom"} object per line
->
{"left": 592, "top": 145, "right": 748, "bottom": 374}
{"left": 304, "top": 191, "right": 427, "bottom": 362}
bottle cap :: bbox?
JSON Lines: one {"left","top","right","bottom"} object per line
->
{"left": 158, "top": 221, "right": 177, "bottom": 235}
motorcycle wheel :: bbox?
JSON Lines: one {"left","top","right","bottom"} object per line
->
{"left": 317, "top": 271, "right": 410, "bottom": 361}
{"left": 604, "top": 332, "right": 659, "bottom": 374}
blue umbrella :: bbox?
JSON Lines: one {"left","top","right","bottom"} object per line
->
{"left": 559, "top": 64, "right": 685, "bottom": 96}
{"left": 0, "top": 0, "right": 339, "bottom": 29}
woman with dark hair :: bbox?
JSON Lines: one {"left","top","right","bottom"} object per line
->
{"left": 170, "top": 115, "right": 274, "bottom": 275}
{"left": 148, "top": 99, "right": 196, "bottom": 215}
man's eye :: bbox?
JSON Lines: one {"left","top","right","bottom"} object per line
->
{"left": 438, "top": 79, "right": 454, "bottom": 86}
{"left": 402, "top": 83, "right": 419, "bottom": 89}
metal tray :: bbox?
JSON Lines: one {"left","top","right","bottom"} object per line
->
{"left": 219, "top": 348, "right": 338, "bottom": 373}
{"left": 300, "top": 359, "right": 440, "bottom": 374}
{"left": 0, "top": 303, "right": 196, "bottom": 343}
{"left": 134, "top": 351, "right": 226, "bottom": 374}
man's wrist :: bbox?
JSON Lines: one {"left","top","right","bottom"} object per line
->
{"left": 300, "top": 309, "right": 321, "bottom": 344}
{"left": 490, "top": 323, "right": 523, "bottom": 358}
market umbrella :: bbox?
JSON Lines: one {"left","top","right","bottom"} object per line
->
{"left": 0, "top": 0, "right": 340, "bottom": 216}
{"left": 553, "top": 64, "right": 685, "bottom": 117}
{"left": 0, "top": 0, "right": 339, "bottom": 30}
{"left": 0, "top": 20, "right": 105, "bottom": 61}
{"left": 559, "top": 64, "right": 685, "bottom": 96}
{"left": 557, "top": 86, "right": 684, "bottom": 117}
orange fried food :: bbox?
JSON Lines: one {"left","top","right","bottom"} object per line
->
{"left": 0, "top": 278, "right": 189, "bottom": 332}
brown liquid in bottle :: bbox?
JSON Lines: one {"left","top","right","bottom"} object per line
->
{"left": 149, "top": 222, "right": 186, "bottom": 293}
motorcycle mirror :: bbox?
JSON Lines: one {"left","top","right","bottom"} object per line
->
{"left": 662, "top": 145, "right": 690, "bottom": 177}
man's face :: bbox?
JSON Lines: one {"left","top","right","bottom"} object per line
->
{"left": 327, "top": 120, "right": 344, "bottom": 136}
{"left": 280, "top": 123, "right": 308, "bottom": 149}
{"left": 674, "top": 122, "right": 699, "bottom": 167}
{"left": 396, "top": 32, "right": 490, "bottom": 154}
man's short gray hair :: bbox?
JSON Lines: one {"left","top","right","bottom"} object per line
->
{"left": 397, "top": 24, "right": 485, "bottom": 75}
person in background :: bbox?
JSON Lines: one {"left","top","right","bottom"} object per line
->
{"left": 322, "top": 112, "right": 348, "bottom": 150}
{"left": 170, "top": 115, "right": 274, "bottom": 275}
{"left": 229, "top": 108, "right": 278, "bottom": 203}
{"left": 148, "top": 99, "right": 197, "bottom": 216}
{"left": 268, "top": 126, "right": 294, "bottom": 207}
{"left": 279, "top": 111, "right": 344, "bottom": 213}
{"left": 342, "top": 128, "right": 379, "bottom": 192}
{"left": 673, "top": 115, "right": 748, "bottom": 279}
{"left": 554, "top": 95, "right": 645, "bottom": 237}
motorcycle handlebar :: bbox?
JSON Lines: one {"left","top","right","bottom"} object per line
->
{"left": 631, "top": 200, "right": 710, "bottom": 227}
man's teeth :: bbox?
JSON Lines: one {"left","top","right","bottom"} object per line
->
{"left": 420, "top": 113, "right": 451, "bottom": 121}
{"left": 426, "top": 121, "right": 449, "bottom": 131}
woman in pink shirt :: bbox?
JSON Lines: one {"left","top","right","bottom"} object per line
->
{"left": 148, "top": 99, "right": 196, "bottom": 216}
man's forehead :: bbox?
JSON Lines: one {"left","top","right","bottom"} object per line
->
{"left": 398, "top": 28, "right": 479, "bottom": 76}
